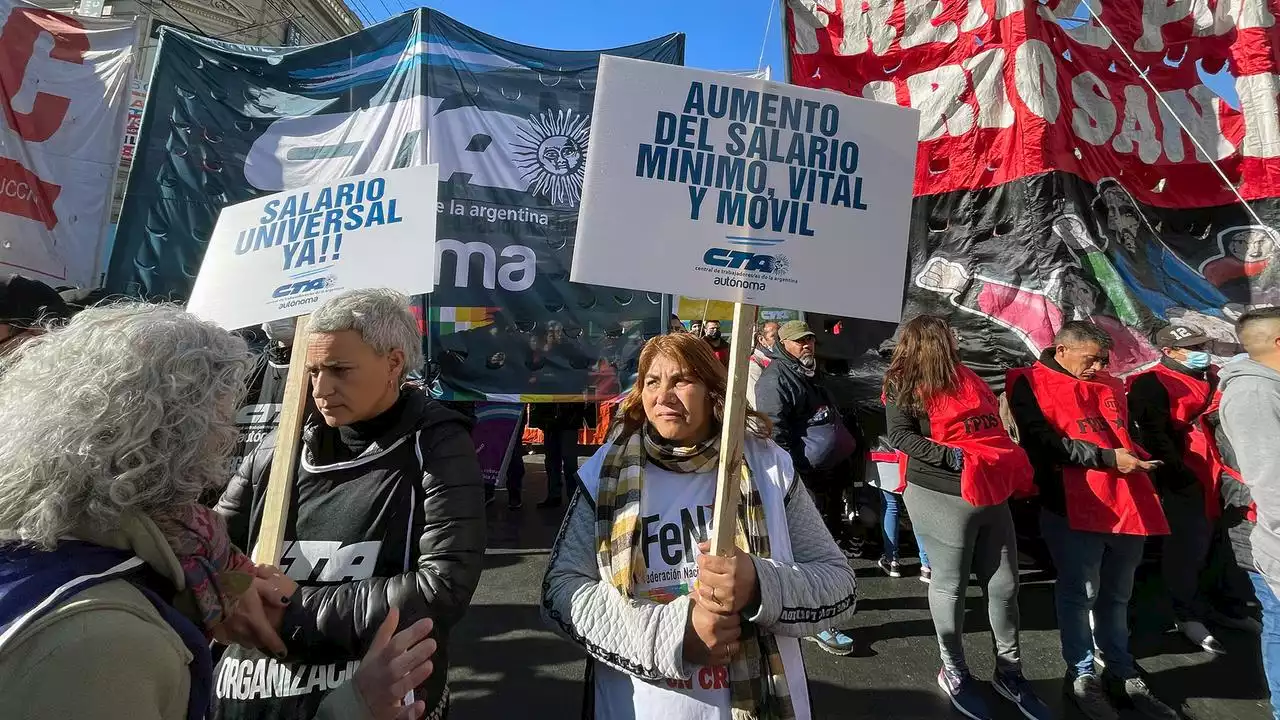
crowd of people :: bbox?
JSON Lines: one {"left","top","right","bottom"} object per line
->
{"left": 0, "top": 271, "right": 1278, "bottom": 720}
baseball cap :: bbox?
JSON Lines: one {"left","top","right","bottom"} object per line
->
{"left": 779, "top": 320, "right": 815, "bottom": 343}
{"left": 0, "top": 275, "right": 68, "bottom": 329}
{"left": 1155, "top": 324, "right": 1209, "bottom": 349}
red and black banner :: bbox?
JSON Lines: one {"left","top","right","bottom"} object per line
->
{"left": 785, "top": 0, "right": 1280, "bottom": 395}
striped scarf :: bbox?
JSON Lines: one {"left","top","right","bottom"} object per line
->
{"left": 595, "top": 425, "right": 795, "bottom": 720}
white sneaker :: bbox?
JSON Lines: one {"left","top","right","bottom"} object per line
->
{"left": 1178, "top": 620, "right": 1227, "bottom": 655}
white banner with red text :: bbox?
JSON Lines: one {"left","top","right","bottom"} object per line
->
{"left": 0, "top": 0, "right": 135, "bottom": 287}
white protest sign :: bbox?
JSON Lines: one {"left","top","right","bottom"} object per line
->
{"left": 187, "top": 164, "right": 439, "bottom": 330}
{"left": 572, "top": 57, "right": 919, "bottom": 323}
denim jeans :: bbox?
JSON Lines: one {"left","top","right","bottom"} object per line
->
{"left": 1040, "top": 508, "right": 1144, "bottom": 679}
{"left": 1249, "top": 571, "right": 1280, "bottom": 720}
{"left": 880, "top": 489, "right": 930, "bottom": 567}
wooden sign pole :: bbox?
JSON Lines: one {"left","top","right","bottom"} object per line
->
{"left": 251, "top": 314, "right": 313, "bottom": 566}
{"left": 708, "top": 301, "right": 758, "bottom": 557}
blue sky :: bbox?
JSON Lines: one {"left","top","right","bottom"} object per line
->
{"left": 353, "top": 1, "right": 1238, "bottom": 108}
{"left": 355, "top": 0, "right": 786, "bottom": 76}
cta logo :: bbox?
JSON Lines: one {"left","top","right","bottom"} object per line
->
{"left": 273, "top": 274, "right": 335, "bottom": 299}
{"left": 702, "top": 248, "right": 789, "bottom": 276}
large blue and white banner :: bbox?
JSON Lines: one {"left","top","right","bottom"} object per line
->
{"left": 106, "top": 10, "right": 684, "bottom": 399}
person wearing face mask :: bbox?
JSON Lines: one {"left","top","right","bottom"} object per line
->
{"left": 755, "top": 320, "right": 858, "bottom": 657}
{"left": 214, "top": 289, "right": 485, "bottom": 720}
{"left": 1007, "top": 321, "right": 1173, "bottom": 720}
{"left": 702, "top": 319, "right": 730, "bottom": 366}
{"left": 1127, "top": 325, "right": 1228, "bottom": 657}
{"left": 0, "top": 274, "right": 68, "bottom": 357}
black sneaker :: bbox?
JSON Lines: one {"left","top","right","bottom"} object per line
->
{"left": 507, "top": 496, "right": 523, "bottom": 510}
{"left": 877, "top": 557, "right": 903, "bottom": 578}
{"left": 1104, "top": 674, "right": 1179, "bottom": 720}
{"left": 536, "top": 497, "right": 562, "bottom": 509}
{"left": 991, "top": 669, "right": 1051, "bottom": 720}
{"left": 937, "top": 668, "right": 993, "bottom": 720}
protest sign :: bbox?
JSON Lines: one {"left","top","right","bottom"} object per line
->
{"left": 572, "top": 56, "right": 919, "bottom": 323}
{"left": 573, "top": 58, "right": 918, "bottom": 558}
{"left": 185, "top": 164, "right": 438, "bottom": 564}
{"left": 187, "top": 164, "right": 439, "bottom": 331}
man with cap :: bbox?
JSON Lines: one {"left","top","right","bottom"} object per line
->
{"left": 755, "top": 319, "right": 859, "bottom": 656}
{"left": 0, "top": 275, "right": 68, "bottom": 356}
{"left": 1128, "top": 324, "right": 1228, "bottom": 657}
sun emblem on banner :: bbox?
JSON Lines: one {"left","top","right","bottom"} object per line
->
{"left": 512, "top": 109, "right": 590, "bottom": 207}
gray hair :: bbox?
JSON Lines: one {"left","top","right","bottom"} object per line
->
{"left": 0, "top": 303, "right": 252, "bottom": 548}
{"left": 309, "top": 289, "right": 423, "bottom": 380}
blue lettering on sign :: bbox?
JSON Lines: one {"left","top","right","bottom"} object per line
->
{"left": 272, "top": 278, "right": 329, "bottom": 298}
{"left": 703, "top": 248, "right": 775, "bottom": 273}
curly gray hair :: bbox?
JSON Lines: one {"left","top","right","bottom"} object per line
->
{"left": 0, "top": 303, "right": 252, "bottom": 548}
{"left": 309, "top": 289, "right": 423, "bottom": 380}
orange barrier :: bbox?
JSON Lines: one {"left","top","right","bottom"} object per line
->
{"left": 521, "top": 398, "right": 621, "bottom": 447}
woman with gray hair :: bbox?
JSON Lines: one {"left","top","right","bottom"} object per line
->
{"left": 0, "top": 303, "right": 441, "bottom": 720}
{"left": 215, "top": 289, "right": 485, "bottom": 720}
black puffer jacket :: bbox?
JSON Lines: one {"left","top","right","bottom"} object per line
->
{"left": 213, "top": 387, "right": 485, "bottom": 720}
{"left": 755, "top": 349, "right": 855, "bottom": 476}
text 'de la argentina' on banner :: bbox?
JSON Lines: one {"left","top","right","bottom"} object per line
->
{"left": 106, "top": 10, "right": 685, "bottom": 401}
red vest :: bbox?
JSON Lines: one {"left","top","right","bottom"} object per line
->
{"left": 886, "top": 366, "right": 1036, "bottom": 506}
{"left": 1126, "top": 363, "right": 1222, "bottom": 520}
{"left": 1007, "top": 362, "right": 1169, "bottom": 536}
{"left": 1203, "top": 390, "right": 1256, "bottom": 522}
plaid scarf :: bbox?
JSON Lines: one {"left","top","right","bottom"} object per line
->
{"left": 164, "top": 504, "right": 257, "bottom": 637}
{"left": 595, "top": 425, "right": 795, "bottom": 720}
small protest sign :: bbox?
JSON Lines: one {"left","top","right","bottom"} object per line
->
{"left": 572, "top": 56, "right": 919, "bottom": 323}
{"left": 187, "top": 164, "right": 439, "bottom": 330}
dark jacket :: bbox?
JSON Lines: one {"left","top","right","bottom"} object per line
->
{"left": 1007, "top": 350, "right": 1119, "bottom": 517}
{"left": 1206, "top": 403, "right": 1254, "bottom": 569}
{"left": 530, "top": 402, "right": 595, "bottom": 432}
{"left": 884, "top": 398, "right": 963, "bottom": 497}
{"left": 755, "top": 349, "right": 855, "bottom": 476}
{"left": 1127, "top": 356, "right": 1215, "bottom": 494}
{"left": 214, "top": 387, "right": 485, "bottom": 720}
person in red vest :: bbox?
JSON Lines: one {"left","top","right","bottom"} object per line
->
{"left": 1127, "top": 325, "right": 1227, "bottom": 656}
{"left": 1007, "top": 321, "right": 1175, "bottom": 720}
{"left": 884, "top": 315, "right": 1047, "bottom": 720}
{"left": 702, "top": 319, "right": 731, "bottom": 366}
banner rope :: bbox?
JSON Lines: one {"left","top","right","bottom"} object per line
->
{"left": 1080, "top": 2, "right": 1271, "bottom": 229}
{"left": 756, "top": 0, "right": 777, "bottom": 74}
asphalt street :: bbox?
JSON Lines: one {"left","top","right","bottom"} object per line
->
{"left": 447, "top": 457, "right": 1273, "bottom": 719}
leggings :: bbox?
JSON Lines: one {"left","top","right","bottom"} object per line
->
{"left": 904, "top": 483, "right": 1022, "bottom": 674}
